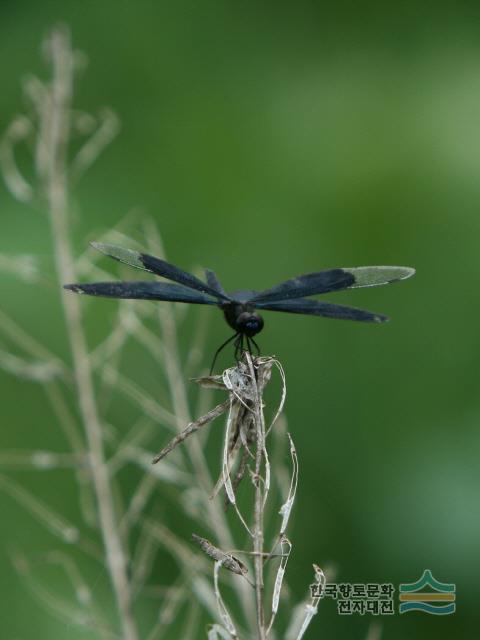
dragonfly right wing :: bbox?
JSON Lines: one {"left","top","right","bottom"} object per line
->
{"left": 91, "top": 243, "right": 230, "bottom": 301}
{"left": 254, "top": 297, "right": 389, "bottom": 323}
{"left": 64, "top": 281, "right": 219, "bottom": 305}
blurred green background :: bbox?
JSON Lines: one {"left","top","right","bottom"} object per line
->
{"left": 1, "top": 1, "right": 479, "bottom": 638}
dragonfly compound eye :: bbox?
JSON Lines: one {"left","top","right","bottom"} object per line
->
{"left": 237, "top": 312, "right": 264, "bottom": 337}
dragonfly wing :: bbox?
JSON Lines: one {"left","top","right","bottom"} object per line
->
{"left": 205, "top": 269, "right": 227, "bottom": 296}
{"left": 230, "top": 289, "right": 260, "bottom": 302}
{"left": 248, "top": 269, "right": 355, "bottom": 303}
{"left": 254, "top": 298, "right": 389, "bottom": 323}
{"left": 64, "top": 281, "right": 219, "bottom": 305}
{"left": 344, "top": 266, "right": 415, "bottom": 288}
{"left": 249, "top": 265, "right": 415, "bottom": 304}
{"left": 91, "top": 243, "right": 230, "bottom": 301}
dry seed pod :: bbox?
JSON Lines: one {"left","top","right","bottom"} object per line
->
{"left": 192, "top": 374, "right": 227, "bottom": 390}
{"left": 152, "top": 400, "right": 229, "bottom": 464}
{"left": 191, "top": 534, "right": 248, "bottom": 576}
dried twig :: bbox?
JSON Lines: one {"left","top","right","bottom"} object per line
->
{"left": 36, "top": 27, "right": 137, "bottom": 639}
{"left": 152, "top": 400, "right": 230, "bottom": 463}
{"left": 246, "top": 353, "right": 267, "bottom": 640}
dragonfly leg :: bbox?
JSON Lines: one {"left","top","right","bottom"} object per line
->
{"left": 233, "top": 334, "right": 241, "bottom": 362}
{"left": 210, "top": 333, "right": 238, "bottom": 374}
{"left": 250, "top": 337, "right": 260, "bottom": 356}
{"left": 235, "top": 334, "right": 245, "bottom": 361}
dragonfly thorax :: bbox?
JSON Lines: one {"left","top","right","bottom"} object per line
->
{"left": 223, "top": 303, "right": 264, "bottom": 337}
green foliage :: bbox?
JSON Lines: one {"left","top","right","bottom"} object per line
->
{"left": 1, "top": 3, "right": 478, "bottom": 639}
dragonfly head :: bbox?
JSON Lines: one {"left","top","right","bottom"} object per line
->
{"left": 236, "top": 311, "right": 264, "bottom": 337}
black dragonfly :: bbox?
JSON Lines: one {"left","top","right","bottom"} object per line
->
{"left": 64, "top": 243, "right": 415, "bottom": 371}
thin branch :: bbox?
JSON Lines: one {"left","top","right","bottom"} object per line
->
{"left": 0, "top": 449, "right": 84, "bottom": 470}
{"left": 0, "top": 474, "right": 99, "bottom": 558}
{"left": 70, "top": 108, "right": 120, "bottom": 181}
{"left": 0, "top": 115, "right": 35, "bottom": 201}
{"left": 11, "top": 551, "right": 117, "bottom": 640}
{"left": 0, "top": 347, "right": 61, "bottom": 381}
{"left": 0, "top": 308, "right": 67, "bottom": 376}
{"left": 39, "top": 26, "right": 138, "bottom": 639}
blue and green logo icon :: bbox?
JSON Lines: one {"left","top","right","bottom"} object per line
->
{"left": 399, "top": 570, "right": 455, "bottom": 615}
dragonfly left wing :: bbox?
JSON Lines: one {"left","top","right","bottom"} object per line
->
{"left": 248, "top": 269, "right": 355, "bottom": 304}
{"left": 249, "top": 265, "right": 415, "bottom": 305}
{"left": 204, "top": 269, "right": 227, "bottom": 296}
{"left": 343, "top": 266, "right": 415, "bottom": 289}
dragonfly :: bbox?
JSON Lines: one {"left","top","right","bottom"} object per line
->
{"left": 64, "top": 243, "right": 415, "bottom": 371}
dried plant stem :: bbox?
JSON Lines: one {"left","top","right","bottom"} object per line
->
{"left": 247, "top": 354, "right": 266, "bottom": 639}
{"left": 145, "top": 221, "right": 255, "bottom": 628}
{"left": 147, "top": 224, "right": 233, "bottom": 536}
{"left": 40, "top": 28, "right": 138, "bottom": 640}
